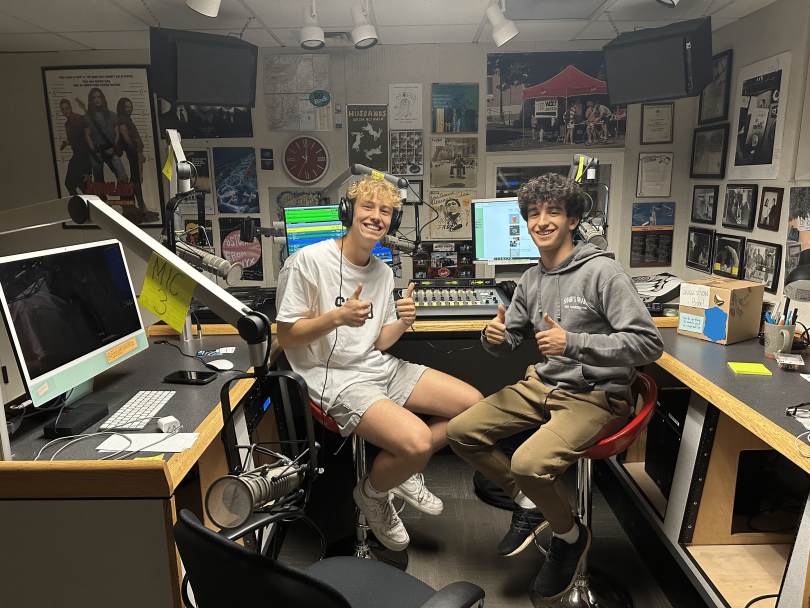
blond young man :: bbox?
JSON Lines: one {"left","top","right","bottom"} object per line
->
{"left": 276, "top": 176, "right": 482, "bottom": 551}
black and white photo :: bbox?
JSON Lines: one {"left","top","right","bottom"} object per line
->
{"left": 698, "top": 50, "right": 733, "bottom": 125}
{"left": 743, "top": 240, "right": 781, "bottom": 293}
{"left": 390, "top": 130, "right": 424, "bottom": 176}
{"left": 691, "top": 185, "right": 719, "bottom": 224}
{"left": 729, "top": 52, "right": 792, "bottom": 180}
{"left": 686, "top": 226, "right": 714, "bottom": 273}
{"left": 713, "top": 233, "right": 746, "bottom": 279}
{"left": 430, "top": 137, "right": 477, "bottom": 188}
{"left": 690, "top": 124, "right": 729, "bottom": 179}
{"left": 722, "top": 184, "right": 757, "bottom": 231}
{"left": 757, "top": 186, "right": 783, "bottom": 231}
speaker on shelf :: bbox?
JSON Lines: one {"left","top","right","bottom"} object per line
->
{"left": 603, "top": 18, "right": 713, "bottom": 105}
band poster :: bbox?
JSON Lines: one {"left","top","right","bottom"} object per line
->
{"left": 389, "top": 84, "right": 422, "bottom": 130}
{"left": 42, "top": 66, "right": 163, "bottom": 226}
{"left": 178, "top": 149, "right": 214, "bottom": 215}
{"left": 427, "top": 190, "right": 475, "bottom": 240}
{"left": 630, "top": 202, "right": 675, "bottom": 267}
{"left": 219, "top": 216, "right": 264, "bottom": 282}
{"left": 347, "top": 105, "right": 389, "bottom": 172}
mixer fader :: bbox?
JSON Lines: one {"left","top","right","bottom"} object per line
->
{"left": 394, "top": 278, "right": 509, "bottom": 318}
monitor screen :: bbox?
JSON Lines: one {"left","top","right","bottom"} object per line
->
{"left": 284, "top": 205, "right": 346, "bottom": 257}
{"left": 0, "top": 240, "right": 147, "bottom": 406}
{"left": 473, "top": 198, "right": 538, "bottom": 262}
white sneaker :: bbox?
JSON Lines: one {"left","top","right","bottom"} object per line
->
{"left": 391, "top": 473, "right": 444, "bottom": 515}
{"left": 353, "top": 476, "right": 410, "bottom": 551}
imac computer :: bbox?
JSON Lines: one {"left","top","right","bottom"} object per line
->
{"left": 0, "top": 240, "right": 148, "bottom": 434}
{"left": 473, "top": 198, "right": 539, "bottom": 263}
{"left": 284, "top": 204, "right": 393, "bottom": 263}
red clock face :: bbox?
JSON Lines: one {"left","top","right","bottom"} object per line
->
{"left": 284, "top": 137, "right": 329, "bottom": 184}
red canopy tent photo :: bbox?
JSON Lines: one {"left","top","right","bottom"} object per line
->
{"left": 522, "top": 65, "right": 608, "bottom": 100}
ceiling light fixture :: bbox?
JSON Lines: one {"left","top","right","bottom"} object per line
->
{"left": 350, "top": 2, "right": 379, "bottom": 49}
{"left": 486, "top": 1, "right": 518, "bottom": 47}
{"left": 655, "top": 0, "right": 680, "bottom": 7}
{"left": 186, "top": 0, "right": 220, "bottom": 18}
{"left": 300, "top": 1, "right": 325, "bottom": 49}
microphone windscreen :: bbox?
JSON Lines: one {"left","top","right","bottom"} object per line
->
{"left": 206, "top": 476, "right": 254, "bottom": 529}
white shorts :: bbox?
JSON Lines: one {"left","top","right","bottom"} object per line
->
{"left": 328, "top": 360, "right": 428, "bottom": 436}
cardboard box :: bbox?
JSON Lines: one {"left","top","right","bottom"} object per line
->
{"left": 678, "top": 277, "right": 764, "bottom": 345}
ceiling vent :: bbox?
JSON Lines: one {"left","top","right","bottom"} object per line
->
{"left": 324, "top": 31, "right": 353, "bottom": 45}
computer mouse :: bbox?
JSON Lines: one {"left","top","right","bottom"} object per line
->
{"left": 207, "top": 359, "right": 234, "bottom": 371}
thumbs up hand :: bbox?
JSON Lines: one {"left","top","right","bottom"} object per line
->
{"left": 535, "top": 313, "right": 566, "bottom": 356}
{"left": 396, "top": 283, "right": 417, "bottom": 327}
{"left": 339, "top": 283, "right": 372, "bottom": 327}
{"left": 485, "top": 304, "right": 507, "bottom": 345}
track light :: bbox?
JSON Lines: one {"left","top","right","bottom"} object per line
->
{"left": 186, "top": 0, "right": 220, "bottom": 18}
{"left": 486, "top": 2, "right": 518, "bottom": 47}
{"left": 655, "top": 0, "right": 680, "bottom": 6}
{"left": 300, "top": 1, "right": 325, "bottom": 49}
{"left": 350, "top": 3, "right": 379, "bottom": 49}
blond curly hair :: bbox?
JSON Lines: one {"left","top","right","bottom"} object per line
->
{"left": 346, "top": 176, "right": 403, "bottom": 209}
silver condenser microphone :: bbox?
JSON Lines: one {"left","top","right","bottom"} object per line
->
{"left": 175, "top": 241, "right": 243, "bottom": 286}
{"left": 379, "top": 234, "right": 417, "bottom": 253}
{"left": 205, "top": 465, "right": 303, "bottom": 529}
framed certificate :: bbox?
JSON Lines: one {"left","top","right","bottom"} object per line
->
{"left": 637, "top": 153, "right": 673, "bottom": 198}
{"left": 640, "top": 103, "right": 674, "bottom": 145}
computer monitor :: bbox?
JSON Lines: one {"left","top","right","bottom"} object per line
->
{"left": 0, "top": 240, "right": 148, "bottom": 408}
{"left": 472, "top": 198, "right": 539, "bottom": 262}
{"left": 284, "top": 204, "right": 393, "bottom": 262}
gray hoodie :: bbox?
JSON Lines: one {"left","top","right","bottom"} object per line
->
{"left": 482, "top": 242, "right": 664, "bottom": 404}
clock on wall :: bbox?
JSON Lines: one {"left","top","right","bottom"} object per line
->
{"left": 283, "top": 136, "right": 329, "bottom": 184}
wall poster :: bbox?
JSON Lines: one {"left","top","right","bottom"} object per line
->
{"left": 347, "top": 105, "right": 388, "bottom": 171}
{"left": 390, "top": 130, "right": 423, "bottom": 176}
{"left": 630, "top": 202, "right": 675, "bottom": 267}
{"left": 431, "top": 83, "right": 479, "bottom": 133}
{"left": 729, "top": 52, "right": 791, "bottom": 180}
{"left": 787, "top": 186, "right": 810, "bottom": 279}
{"left": 213, "top": 147, "right": 259, "bottom": 214}
{"left": 427, "top": 190, "right": 475, "bottom": 240}
{"left": 156, "top": 101, "right": 253, "bottom": 139}
{"left": 177, "top": 149, "right": 214, "bottom": 215}
{"left": 430, "top": 137, "right": 478, "bottom": 188}
{"left": 262, "top": 53, "right": 331, "bottom": 132}
{"left": 42, "top": 65, "right": 163, "bottom": 227}
{"left": 219, "top": 217, "right": 264, "bottom": 282}
{"left": 389, "top": 83, "right": 422, "bottom": 130}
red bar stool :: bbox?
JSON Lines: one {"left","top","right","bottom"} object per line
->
{"left": 531, "top": 372, "right": 658, "bottom": 608}
{"left": 309, "top": 400, "right": 408, "bottom": 570}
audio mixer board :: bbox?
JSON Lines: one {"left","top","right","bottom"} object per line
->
{"left": 394, "top": 278, "right": 509, "bottom": 319}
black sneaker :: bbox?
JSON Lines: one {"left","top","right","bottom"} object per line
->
{"left": 497, "top": 505, "right": 549, "bottom": 556}
{"left": 529, "top": 522, "right": 591, "bottom": 603}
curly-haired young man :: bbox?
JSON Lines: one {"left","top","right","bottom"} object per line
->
{"left": 276, "top": 176, "right": 482, "bottom": 552}
{"left": 447, "top": 174, "right": 663, "bottom": 602}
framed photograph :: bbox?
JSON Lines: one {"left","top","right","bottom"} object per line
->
{"left": 743, "top": 240, "right": 782, "bottom": 293}
{"left": 698, "top": 50, "right": 733, "bottom": 125}
{"left": 42, "top": 65, "right": 164, "bottom": 227}
{"left": 713, "top": 232, "right": 746, "bottom": 279}
{"left": 636, "top": 153, "right": 673, "bottom": 197}
{"left": 722, "top": 184, "right": 758, "bottom": 231}
{"left": 686, "top": 226, "right": 715, "bottom": 273}
{"left": 430, "top": 137, "right": 478, "bottom": 188}
{"left": 757, "top": 187, "right": 784, "bottom": 231}
{"left": 690, "top": 124, "right": 729, "bottom": 179}
{"left": 640, "top": 103, "right": 674, "bottom": 144}
{"left": 691, "top": 185, "right": 719, "bottom": 224}
{"left": 405, "top": 179, "right": 423, "bottom": 204}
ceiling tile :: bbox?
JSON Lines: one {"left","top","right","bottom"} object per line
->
{"left": 242, "top": 0, "right": 354, "bottom": 30}
{"left": 377, "top": 24, "right": 480, "bottom": 45}
{"left": 0, "top": 33, "right": 88, "bottom": 52}
{"left": 710, "top": 17, "right": 738, "bottom": 29}
{"left": 679, "top": 0, "right": 736, "bottom": 20}
{"left": 712, "top": 0, "right": 777, "bottom": 19}
{"left": 601, "top": 0, "right": 703, "bottom": 21}
{"left": 1, "top": 0, "right": 147, "bottom": 32}
{"left": 575, "top": 19, "right": 673, "bottom": 40}
{"left": 0, "top": 11, "right": 46, "bottom": 34}
{"left": 107, "top": 0, "right": 255, "bottom": 30}
{"left": 507, "top": 20, "right": 591, "bottom": 41}
{"left": 190, "top": 28, "right": 281, "bottom": 47}
{"left": 373, "top": 0, "right": 493, "bottom": 26}
{"left": 61, "top": 30, "right": 151, "bottom": 49}
{"left": 505, "top": 0, "right": 607, "bottom": 20}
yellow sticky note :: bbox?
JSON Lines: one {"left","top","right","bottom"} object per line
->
{"left": 162, "top": 147, "right": 174, "bottom": 180}
{"left": 138, "top": 252, "right": 196, "bottom": 332}
{"left": 135, "top": 454, "right": 165, "bottom": 461}
{"left": 575, "top": 155, "right": 585, "bottom": 182}
{"left": 371, "top": 170, "right": 384, "bottom": 180}
{"left": 728, "top": 362, "right": 772, "bottom": 375}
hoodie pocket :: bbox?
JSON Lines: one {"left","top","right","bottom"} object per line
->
{"left": 543, "top": 357, "right": 591, "bottom": 390}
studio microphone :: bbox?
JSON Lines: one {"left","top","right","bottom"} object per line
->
{"left": 379, "top": 234, "right": 417, "bottom": 253}
{"left": 577, "top": 220, "right": 608, "bottom": 250}
{"left": 175, "top": 241, "right": 243, "bottom": 286}
{"left": 351, "top": 164, "right": 409, "bottom": 190}
{"left": 205, "top": 464, "right": 304, "bottom": 529}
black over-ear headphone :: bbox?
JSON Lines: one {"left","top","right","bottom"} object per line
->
{"left": 339, "top": 197, "right": 402, "bottom": 236}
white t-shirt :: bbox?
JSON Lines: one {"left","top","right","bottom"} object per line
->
{"left": 276, "top": 239, "right": 400, "bottom": 408}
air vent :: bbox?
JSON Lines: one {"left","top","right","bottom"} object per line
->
{"left": 324, "top": 31, "right": 352, "bottom": 45}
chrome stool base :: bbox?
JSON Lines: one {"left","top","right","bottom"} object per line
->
{"left": 324, "top": 534, "right": 409, "bottom": 571}
{"left": 529, "top": 567, "right": 632, "bottom": 608}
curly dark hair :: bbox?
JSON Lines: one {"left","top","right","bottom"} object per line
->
{"left": 517, "top": 173, "right": 586, "bottom": 221}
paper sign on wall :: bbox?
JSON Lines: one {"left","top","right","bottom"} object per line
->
{"left": 678, "top": 313, "right": 705, "bottom": 333}
{"left": 680, "top": 284, "right": 710, "bottom": 309}
{"left": 138, "top": 252, "right": 196, "bottom": 332}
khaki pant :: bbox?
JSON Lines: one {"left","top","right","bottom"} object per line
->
{"left": 447, "top": 366, "right": 631, "bottom": 533}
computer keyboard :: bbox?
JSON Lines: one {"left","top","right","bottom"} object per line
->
{"left": 99, "top": 391, "right": 176, "bottom": 431}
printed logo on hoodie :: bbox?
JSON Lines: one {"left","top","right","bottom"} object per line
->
{"left": 563, "top": 295, "right": 589, "bottom": 310}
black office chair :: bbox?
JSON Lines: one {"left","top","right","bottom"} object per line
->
{"left": 174, "top": 509, "right": 485, "bottom": 608}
